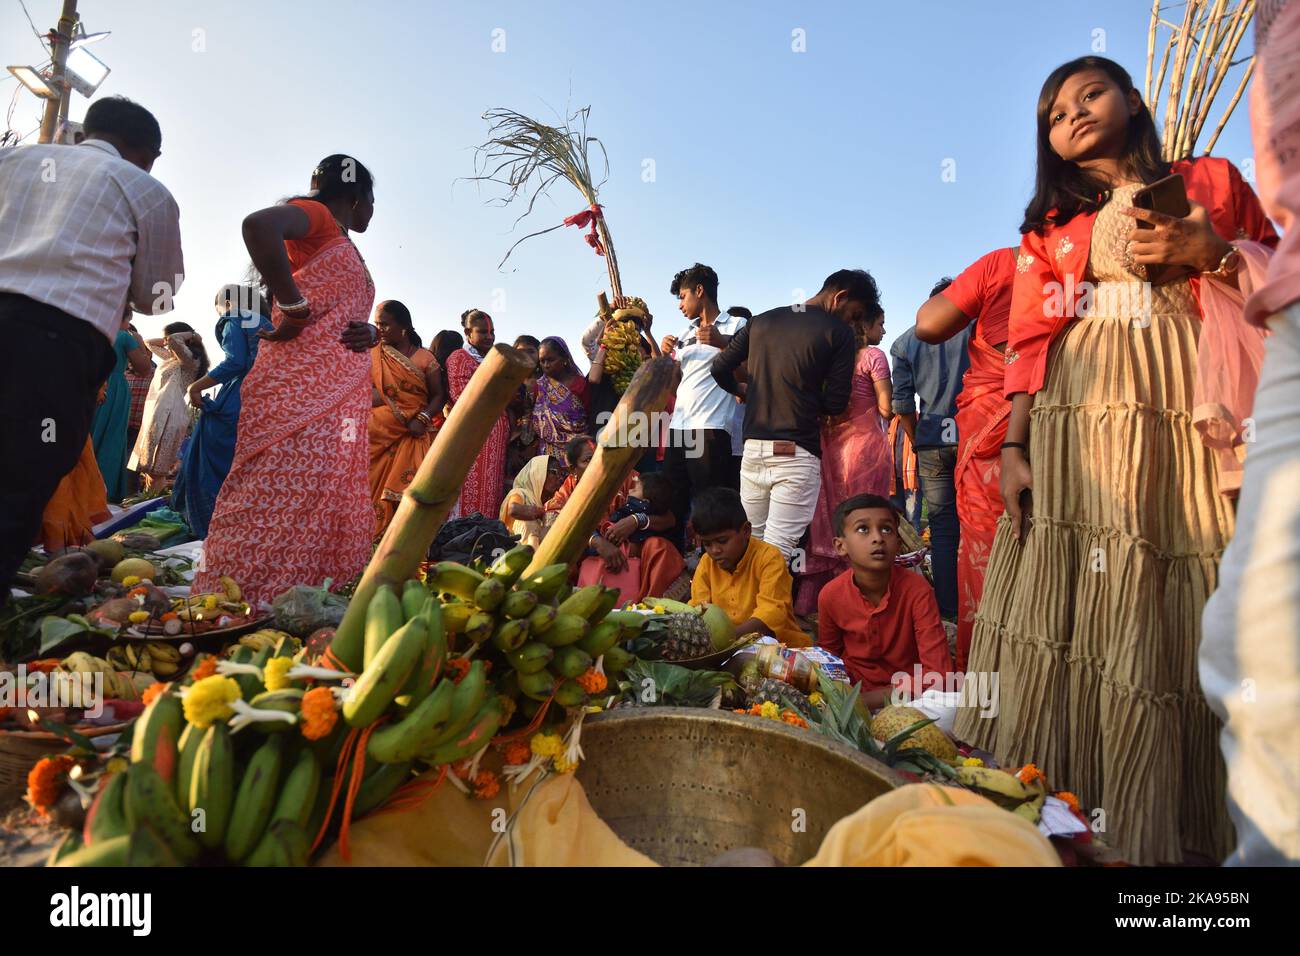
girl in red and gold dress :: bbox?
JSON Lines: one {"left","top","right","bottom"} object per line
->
{"left": 954, "top": 56, "right": 1277, "bottom": 865}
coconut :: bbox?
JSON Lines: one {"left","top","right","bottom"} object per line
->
{"left": 84, "top": 538, "right": 126, "bottom": 571}
{"left": 110, "top": 557, "right": 159, "bottom": 584}
{"left": 90, "top": 597, "right": 141, "bottom": 625}
{"left": 700, "top": 603, "right": 737, "bottom": 651}
{"left": 870, "top": 704, "right": 958, "bottom": 762}
{"left": 33, "top": 551, "right": 99, "bottom": 596}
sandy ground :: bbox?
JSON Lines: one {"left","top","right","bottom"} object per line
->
{"left": 0, "top": 802, "right": 66, "bottom": 867}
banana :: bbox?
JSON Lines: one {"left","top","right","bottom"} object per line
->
{"left": 473, "top": 576, "right": 507, "bottom": 612}
{"left": 556, "top": 584, "right": 605, "bottom": 621}
{"left": 82, "top": 770, "right": 129, "bottom": 846}
{"left": 174, "top": 722, "right": 205, "bottom": 809}
{"left": 401, "top": 579, "right": 431, "bottom": 622}
{"left": 189, "top": 722, "right": 234, "bottom": 850}
{"left": 124, "top": 764, "right": 199, "bottom": 863}
{"left": 350, "top": 760, "right": 413, "bottom": 817}
{"left": 325, "top": 609, "right": 365, "bottom": 674}
{"left": 501, "top": 588, "right": 539, "bottom": 620}
{"left": 223, "top": 735, "right": 284, "bottom": 862}
{"left": 420, "top": 661, "right": 487, "bottom": 751}
{"left": 538, "top": 613, "right": 589, "bottom": 647}
{"left": 147, "top": 642, "right": 181, "bottom": 663}
{"left": 646, "top": 597, "right": 695, "bottom": 614}
{"left": 367, "top": 678, "right": 457, "bottom": 764}
{"left": 487, "top": 544, "right": 534, "bottom": 586}
{"left": 395, "top": 598, "right": 446, "bottom": 709}
{"left": 505, "top": 641, "right": 553, "bottom": 675}
{"left": 219, "top": 575, "right": 242, "bottom": 602}
{"left": 551, "top": 645, "right": 593, "bottom": 679}
{"left": 128, "top": 825, "right": 182, "bottom": 866}
{"left": 553, "top": 678, "right": 589, "bottom": 708}
{"left": 243, "top": 819, "right": 310, "bottom": 867}
{"left": 364, "top": 584, "right": 404, "bottom": 668}
{"left": 517, "top": 668, "right": 555, "bottom": 701}
{"left": 1014, "top": 790, "right": 1047, "bottom": 823}
{"left": 490, "top": 617, "right": 530, "bottom": 652}
{"left": 52, "top": 834, "right": 131, "bottom": 867}
{"left": 130, "top": 688, "right": 183, "bottom": 786}
{"left": 953, "top": 765, "right": 1037, "bottom": 806}
{"left": 441, "top": 601, "right": 476, "bottom": 635}
{"left": 422, "top": 697, "right": 506, "bottom": 766}
{"left": 464, "top": 610, "right": 495, "bottom": 645}
{"left": 271, "top": 749, "right": 321, "bottom": 828}
{"left": 426, "top": 562, "right": 487, "bottom": 601}
{"left": 589, "top": 586, "right": 620, "bottom": 624}
{"left": 343, "top": 616, "right": 427, "bottom": 728}
{"left": 514, "top": 563, "right": 569, "bottom": 600}
{"left": 602, "top": 645, "right": 634, "bottom": 673}
{"left": 526, "top": 603, "right": 557, "bottom": 635}
{"left": 498, "top": 669, "right": 520, "bottom": 700}
{"left": 47, "top": 830, "right": 83, "bottom": 866}
{"left": 576, "top": 620, "right": 622, "bottom": 657}
{"left": 247, "top": 689, "right": 304, "bottom": 731}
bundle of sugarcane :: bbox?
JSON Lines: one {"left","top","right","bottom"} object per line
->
{"left": 1145, "top": 0, "right": 1256, "bottom": 160}
{"left": 468, "top": 106, "right": 625, "bottom": 298}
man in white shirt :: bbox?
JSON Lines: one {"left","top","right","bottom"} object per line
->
{"left": 0, "top": 96, "right": 184, "bottom": 594}
{"left": 660, "top": 263, "right": 746, "bottom": 540}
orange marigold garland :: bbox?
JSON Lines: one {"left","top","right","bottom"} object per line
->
{"left": 1017, "top": 763, "right": 1047, "bottom": 786}
{"left": 445, "top": 657, "right": 471, "bottom": 684}
{"left": 502, "top": 739, "right": 532, "bottom": 765}
{"left": 26, "top": 755, "right": 76, "bottom": 815}
{"left": 190, "top": 656, "right": 218, "bottom": 682}
{"left": 300, "top": 686, "right": 339, "bottom": 740}
{"left": 472, "top": 769, "right": 500, "bottom": 800}
{"left": 1055, "top": 790, "right": 1081, "bottom": 812}
{"left": 576, "top": 667, "right": 607, "bottom": 694}
{"left": 141, "top": 682, "right": 168, "bottom": 707}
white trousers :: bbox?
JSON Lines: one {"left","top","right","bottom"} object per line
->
{"left": 1201, "top": 300, "right": 1300, "bottom": 866}
{"left": 739, "top": 439, "right": 821, "bottom": 561}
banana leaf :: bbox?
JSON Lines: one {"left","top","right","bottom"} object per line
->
{"left": 616, "top": 660, "right": 736, "bottom": 708}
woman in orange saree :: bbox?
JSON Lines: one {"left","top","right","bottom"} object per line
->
{"left": 194, "top": 156, "right": 380, "bottom": 606}
{"left": 368, "top": 300, "right": 443, "bottom": 538}
{"left": 38, "top": 437, "right": 111, "bottom": 552}
{"left": 916, "top": 247, "right": 1016, "bottom": 671}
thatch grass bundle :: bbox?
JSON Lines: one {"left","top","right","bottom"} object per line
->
{"left": 1145, "top": 0, "right": 1256, "bottom": 160}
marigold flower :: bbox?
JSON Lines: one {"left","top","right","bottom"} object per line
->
{"left": 652, "top": 605, "right": 666, "bottom": 614}
{"left": 963, "top": 757, "right": 985, "bottom": 767}
{"left": 502, "top": 740, "right": 532, "bottom": 765}
{"left": 121, "top": 575, "right": 141, "bottom": 587}
{"left": 190, "top": 656, "right": 218, "bottom": 682}
{"left": 182, "top": 675, "right": 240, "bottom": 728}
{"left": 128, "top": 610, "right": 150, "bottom": 624}
{"left": 445, "top": 657, "right": 471, "bottom": 684}
{"left": 1018, "top": 763, "right": 1046, "bottom": 786}
{"left": 576, "top": 667, "right": 607, "bottom": 694}
{"left": 299, "top": 686, "right": 338, "bottom": 740}
{"left": 141, "top": 682, "right": 168, "bottom": 707}
{"left": 203, "top": 595, "right": 219, "bottom": 610}
{"left": 780, "top": 710, "right": 808, "bottom": 728}
{"left": 808, "top": 692, "right": 824, "bottom": 706}
{"left": 160, "top": 611, "right": 178, "bottom": 623}
{"left": 1055, "top": 790, "right": 1081, "bottom": 812}
{"left": 530, "top": 731, "right": 563, "bottom": 758}
{"left": 263, "top": 656, "right": 293, "bottom": 692}
{"left": 759, "top": 701, "right": 780, "bottom": 720}
{"left": 26, "top": 755, "right": 76, "bottom": 814}
{"left": 552, "top": 751, "right": 577, "bottom": 774}
{"left": 472, "top": 769, "right": 500, "bottom": 799}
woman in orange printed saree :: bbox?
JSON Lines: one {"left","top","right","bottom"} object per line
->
{"left": 38, "top": 437, "right": 111, "bottom": 552}
{"left": 195, "top": 156, "right": 379, "bottom": 606}
{"left": 916, "top": 247, "right": 1016, "bottom": 671}
{"left": 368, "top": 300, "right": 443, "bottom": 538}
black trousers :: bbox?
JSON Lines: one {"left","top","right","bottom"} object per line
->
{"left": 662, "top": 427, "right": 740, "bottom": 540}
{"left": 0, "top": 295, "right": 114, "bottom": 595}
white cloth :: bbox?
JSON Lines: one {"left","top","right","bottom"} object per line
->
{"left": 129, "top": 339, "right": 197, "bottom": 475}
{"left": 0, "top": 140, "right": 184, "bottom": 341}
{"left": 669, "top": 311, "right": 747, "bottom": 432}
{"left": 739, "top": 438, "right": 821, "bottom": 560}
{"left": 580, "top": 317, "right": 605, "bottom": 362}
{"left": 1200, "top": 300, "right": 1300, "bottom": 866}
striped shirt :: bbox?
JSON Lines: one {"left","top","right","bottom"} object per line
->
{"left": 0, "top": 139, "right": 184, "bottom": 342}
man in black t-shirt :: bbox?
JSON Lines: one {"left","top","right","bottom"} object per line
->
{"left": 711, "top": 269, "right": 881, "bottom": 561}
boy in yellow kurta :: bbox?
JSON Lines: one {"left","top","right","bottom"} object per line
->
{"left": 689, "top": 487, "right": 809, "bottom": 646}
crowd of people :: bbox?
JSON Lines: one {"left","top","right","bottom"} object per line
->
{"left": 1, "top": 26, "right": 1297, "bottom": 870}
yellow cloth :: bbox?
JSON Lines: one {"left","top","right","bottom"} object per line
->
{"left": 803, "top": 784, "right": 1062, "bottom": 867}
{"left": 691, "top": 536, "right": 809, "bottom": 647}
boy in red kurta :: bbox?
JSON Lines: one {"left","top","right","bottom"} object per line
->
{"left": 817, "top": 494, "right": 952, "bottom": 707}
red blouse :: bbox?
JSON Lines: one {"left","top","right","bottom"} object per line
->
{"left": 285, "top": 199, "right": 344, "bottom": 274}
{"left": 1004, "top": 157, "right": 1279, "bottom": 398}
{"left": 941, "top": 246, "right": 1017, "bottom": 349}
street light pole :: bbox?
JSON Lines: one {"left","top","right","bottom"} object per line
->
{"left": 37, "top": 0, "right": 79, "bottom": 144}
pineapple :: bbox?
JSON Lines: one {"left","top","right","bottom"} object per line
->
{"left": 749, "top": 677, "right": 811, "bottom": 715}
{"left": 660, "top": 612, "right": 714, "bottom": 661}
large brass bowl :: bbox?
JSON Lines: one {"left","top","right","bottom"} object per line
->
{"left": 576, "top": 707, "right": 905, "bottom": 865}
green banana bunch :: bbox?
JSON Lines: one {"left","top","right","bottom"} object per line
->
{"left": 364, "top": 584, "right": 403, "bottom": 668}
{"left": 224, "top": 735, "right": 284, "bottom": 862}
{"left": 367, "top": 678, "right": 457, "bottom": 764}
{"left": 487, "top": 544, "right": 534, "bottom": 587}
{"left": 343, "top": 616, "right": 427, "bottom": 727}
{"left": 189, "top": 722, "right": 234, "bottom": 850}
{"left": 427, "top": 562, "right": 486, "bottom": 601}
{"left": 130, "top": 688, "right": 183, "bottom": 787}
{"left": 124, "top": 763, "right": 199, "bottom": 863}
{"left": 953, "top": 765, "right": 1041, "bottom": 809}
{"left": 82, "top": 770, "right": 129, "bottom": 846}
{"left": 421, "top": 696, "right": 506, "bottom": 766}
{"left": 270, "top": 749, "right": 322, "bottom": 829}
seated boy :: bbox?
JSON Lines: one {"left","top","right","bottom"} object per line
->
{"left": 689, "top": 487, "right": 809, "bottom": 647}
{"left": 818, "top": 493, "right": 953, "bottom": 707}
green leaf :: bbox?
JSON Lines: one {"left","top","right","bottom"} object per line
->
{"left": 35, "top": 715, "right": 97, "bottom": 754}
{"left": 37, "top": 615, "right": 90, "bottom": 655}
{"left": 882, "top": 717, "right": 938, "bottom": 761}
{"left": 620, "top": 660, "right": 735, "bottom": 707}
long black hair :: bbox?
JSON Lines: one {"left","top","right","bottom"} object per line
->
{"left": 1021, "top": 56, "right": 1169, "bottom": 234}
{"left": 430, "top": 330, "right": 463, "bottom": 397}
{"left": 305, "top": 154, "right": 374, "bottom": 205}
{"left": 378, "top": 300, "right": 421, "bottom": 348}
{"left": 163, "top": 321, "right": 210, "bottom": 377}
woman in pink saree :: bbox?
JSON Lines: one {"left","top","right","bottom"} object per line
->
{"left": 795, "top": 312, "right": 894, "bottom": 614}
{"left": 195, "top": 156, "right": 380, "bottom": 606}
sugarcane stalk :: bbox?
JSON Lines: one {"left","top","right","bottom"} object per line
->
{"left": 523, "top": 357, "right": 678, "bottom": 576}
{"left": 1191, "top": 1, "right": 1253, "bottom": 152}
{"left": 1175, "top": 0, "right": 1228, "bottom": 159}
{"left": 1203, "top": 57, "right": 1254, "bottom": 155}
{"left": 330, "top": 344, "right": 535, "bottom": 655}
{"left": 1145, "top": 0, "right": 1160, "bottom": 103}
{"left": 1163, "top": 0, "right": 1201, "bottom": 160}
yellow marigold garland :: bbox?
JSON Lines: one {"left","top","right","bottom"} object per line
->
{"left": 263, "top": 656, "right": 293, "bottom": 692}
{"left": 182, "top": 676, "right": 240, "bottom": 728}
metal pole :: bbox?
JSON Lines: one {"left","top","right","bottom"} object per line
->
{"left": 38, "top": 0, "right": 78, "bottom": 144}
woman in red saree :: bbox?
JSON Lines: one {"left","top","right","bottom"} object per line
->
{"left": 916, "top": 247, "right": 1016, "bottom": 670}
{"left": 195, "top": 156, "right": 380, "bottom": 606}
{"left": 368, "top": 300, "right": 444, "bottom": 538}
{"left": 445, "top": 309, "right": 508, "bottom": 519}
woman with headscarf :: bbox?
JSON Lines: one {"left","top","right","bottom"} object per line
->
{"left": 445, "top": 309, "right": 509, "bottom": 518}
{"left": 368, "top": 299, "right": 444, "bottom": 538}
{"left": 533, "top": 335, "right": 602, "bottom": 459}
{"left": 500, "top": 454, "right": 563, "bottom": 548}
{"left": 193, "top": 154, "right": 381, "bottom": 605}
{"left": 171, "top": 285, "right": 273, "bottom": 539}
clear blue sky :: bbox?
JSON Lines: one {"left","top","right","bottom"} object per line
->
{"left": 2, "top": 0, "right": 1259, "bottom": 360}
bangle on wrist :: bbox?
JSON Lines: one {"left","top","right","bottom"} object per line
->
{"left": 1001, "top": 441, "right": 1028, "bottom": 451}
{"left": 278, "top": 297, "right": 309, "bottom": 314}
{"left": 1203, "top": 245, "right": 1240, "bottom": 279}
